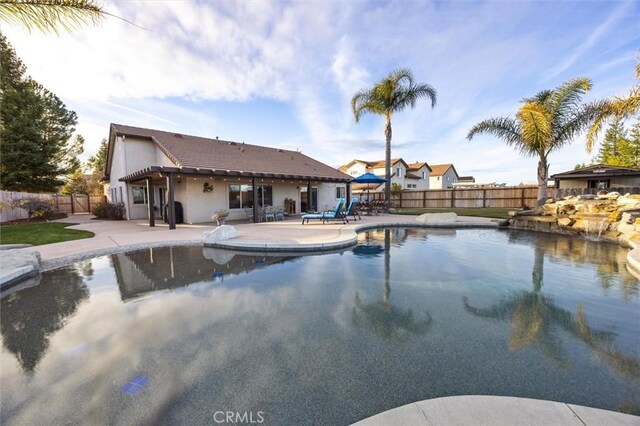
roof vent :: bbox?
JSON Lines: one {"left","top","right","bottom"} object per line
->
{"left": 173, "top": 133, "right": 183, "bottom": 138}
{"left": 216, "top": 136, "right": 219, "bottom": 140}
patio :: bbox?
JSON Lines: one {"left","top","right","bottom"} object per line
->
{"left": 26, "top": 213, "right": 497, "bottom": 267}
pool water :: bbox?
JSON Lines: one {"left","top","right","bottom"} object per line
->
{"left": 1, "top": 229, "right": 639, "bottom": 424}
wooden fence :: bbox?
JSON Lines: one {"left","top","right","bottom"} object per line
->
{"left": 0, "top": 191, "right": 105, "bottom": 223}
{"left": 369, "top": 186, "right": 554, "bottom": 209}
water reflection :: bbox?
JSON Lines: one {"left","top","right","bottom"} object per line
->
{"left": 0, "top": 265, "right": 89, "bottom": 373}
{"left": 352, "top": 229, "right": 433, "bottom": 339}
{"left": 508, "top": 230, "right": 639, "bottom": 298}
{"left": 464, "top": 244, "right": 640, "bottom": 382}
{"left": 113, "top": 246, "right": 295, "bottom": 301}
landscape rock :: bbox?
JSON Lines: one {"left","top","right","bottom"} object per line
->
{"left": 203, "top": 225, "right": 239, "bottom": 245}
{"left": 416, "top": 212, "right": 457, "bottom": 224}
{"left": 557, "top": 218, "right": 574, "bottom": 227}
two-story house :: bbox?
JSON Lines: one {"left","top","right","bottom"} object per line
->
{"left": 429, "top": 164, "right": 459, "bottom": 189}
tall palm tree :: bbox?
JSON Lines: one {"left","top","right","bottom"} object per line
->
{"left": 467, "top": 77, "right": 594, "bottom": 206}
{"left": 0, "top": 0, "right": 104, "bottom": 34}
{"left": 352, "top": 68, "right": 437, "bottom": 210}
{"left": 586, "top": 61, "right": 640, "bottom": 151}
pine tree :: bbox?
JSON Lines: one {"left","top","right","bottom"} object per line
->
{"left": 0, "top": 32, "right": 82, "bottom": 192}
{"left": 60, "top": 168, "right": 88, "bottom": 195}
{"left": 596, "top": 118, "right": 635, "bottom": 167}
{"left": 86, "top": 138, "right": 107, "bottom": 195}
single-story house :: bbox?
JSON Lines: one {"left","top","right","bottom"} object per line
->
{"left": 429, "top": 164, "right": 459, "bottom": 189}
{"left": 551, "top": 164, "right": 640, "bottom": 190}
{"left": 104, "top": 124, "right": 352, "bottom": 228}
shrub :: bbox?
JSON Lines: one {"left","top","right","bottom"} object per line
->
{"left": 92, "top": 202, "right": 125, "bottom": 220}
{"left": 10, "top": 198, "right": 58, "bottom": 220}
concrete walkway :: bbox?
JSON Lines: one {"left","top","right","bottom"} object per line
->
{"left": 27, "top": 213, "right": 498, "bottom": 266}
{"left": 352, "top": 396, "right": 640, "bottom": 426}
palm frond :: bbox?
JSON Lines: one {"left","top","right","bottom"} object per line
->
{"left": 351, "top": 88, "right": 385, "bottom": 122}
{"left": 548, "top": 77, "right": 592, "bottom": 128}
{"left": 0, "top": 0, "right": 104, "bottom": 34}
{"left": 517, "top": 102, "right": 552, "bottom": 155}
{"left": 467, "top": 116, "right": 533, "bottom": 155}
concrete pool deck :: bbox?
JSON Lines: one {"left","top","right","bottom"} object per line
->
{"left": 22, "top": 213, "right": 499, "bottom": 265}
{"left": 351, "top": 396, "right": 640, "bottom": 425}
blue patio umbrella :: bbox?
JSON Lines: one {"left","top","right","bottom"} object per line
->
{"left": 349, "top": 173, "right": 388, "bottom": 202}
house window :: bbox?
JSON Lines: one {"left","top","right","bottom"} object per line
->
{"left": 446, "top": 176, "right": 450, "bottom": 182}
{"left": 229, "top": 184, "right": 273, "bottom": 208}
{"left": 396, "top": 167, "right": 402, "bottom": 178}
{"left": 588, "top": 179, "right": 610, "bottom": 189}
{"left": 350, "top": 171, "right": 359, "bottom": 176}
{"left": 132, "top": 186, "right": 147, "bottom": 204}
{"left": 336, "top": 187, "right": 346, "bottom": 199}
{"left": 228, "top": 184, "right": 256, "bottom": 209}
{"left": 422, "top": 171, "right": 426, "bottom": 180}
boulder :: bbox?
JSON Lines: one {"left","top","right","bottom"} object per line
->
{"left": 557, "top": 217, "right": 574, "bottom": 227}
{"left": 616, "top": 196, "right": 640, "bottom": 209}
{"left": 416, "top": 212, "right": 457, "bottom": 224}
{"left": 203, "top": 225, "right": 239, "bottom": 244}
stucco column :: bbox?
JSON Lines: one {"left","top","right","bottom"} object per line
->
{"left": 147, "top": 177, "right": 155, "bottom": 227}
{"left": 167, "top": 173, "right": 176, "bottom": 230}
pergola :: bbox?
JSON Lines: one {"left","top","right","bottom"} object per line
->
{"left": 120, "top": 165, "right": 352, "bottom": 229}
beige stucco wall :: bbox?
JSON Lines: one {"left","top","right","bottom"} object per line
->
{"left": 430, "top": 168, "right": 458, "bottom": 189}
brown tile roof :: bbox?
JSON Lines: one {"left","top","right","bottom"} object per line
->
{"left": 405, "top": 172, "right": 421, "bottom": 180}
{"left": 110, "top": 124, "right": 351, "bottom": 182}
{"left": 430, "top": 163, "right": 457, "bottom": 177}
{"left": 407, "top": 161, "right": 432, "bottom": 172}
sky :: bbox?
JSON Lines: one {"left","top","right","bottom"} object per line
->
{"left": 2, "top": 0, "right": 639, "bottom": 184}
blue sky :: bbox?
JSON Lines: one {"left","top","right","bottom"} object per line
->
{"left": 3, "top": 0, "right": 638, "bottom": 184}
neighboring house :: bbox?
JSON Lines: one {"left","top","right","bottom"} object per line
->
{"left": 105, "top": 124, "right": 351, "bottom": 227}
{"left": 458, "top": 176, "right": 475, "bottom": 184}
{"left": 551, "top": 164, "right": 640, "bottom": 190}
{"left": 339, "top": 158, "right": 431, "bottom": 192}
{"left": 429, "top": 164, "right": 459, "bottom": 189}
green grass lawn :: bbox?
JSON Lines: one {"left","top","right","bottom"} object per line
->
{"left": 394, "top": 207, "right": 512, "bottom": 219}
{"left": 0, "top": 222, "right": 94, "bottom": 246}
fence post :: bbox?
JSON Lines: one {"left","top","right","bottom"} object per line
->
{"left": 482, "top": 189, "right": 486, "bottom": 208}
{"left": 451, "top": 188, "right": 455, "bottom": 208}
{"left": 70, "top": 195, "right": 75, "bottom": 214}
{"left": 423, "top": 190, "right": 426, "bottom": 208}
{"left": 399, "top": 191, "right": 403, "bottom": 208}
{"left": 87, "top": 195, "right": 91, "bottom": 213}
{"left": 521, "top": 188, "right": 525, "bottom": 208}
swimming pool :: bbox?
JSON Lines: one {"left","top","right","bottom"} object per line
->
{"left": 1, "top": 228, "right": 638, "bottom": 424}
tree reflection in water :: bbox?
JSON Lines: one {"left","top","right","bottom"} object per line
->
{"left": 0, "top": 265, "right": 89, "bottom": 373}
{"left": 463, "top": 244, "right": 640, "bottom": 383}
{"left": 352, "top": 229, "right": 432, "bottom": 339}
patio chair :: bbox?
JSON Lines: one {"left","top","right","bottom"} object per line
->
{"left": 263, "top": 205, "right": 276, "bottom": 222}
{"left": 301, "top": 198, "right": 346, "bottom": 224}
{"left": 275, "top": 207, "right": 285, "bottom": 221}
{"left": 342, "top": 197, "right": 361, "bottom": 221}
{"left": 244, "top": 208, "right": 254, "bottom": 223}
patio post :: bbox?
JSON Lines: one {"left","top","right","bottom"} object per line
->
{"left": 167, "top": 172, "right": 176, "bottom": 230}
{"left": 146, "top": 177, "right": 155, "bottom": 227}
{"left": 307, "top": 181, "right": 312, "bottom": 211}
{"left": 252, "top": 177, "right": 258, "bottom": 222}
{"left": 346, "top": 182, "right": 351, "bottom": 206}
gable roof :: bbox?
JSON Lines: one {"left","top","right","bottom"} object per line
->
{"left": 430, "top": 163, "right": 458, "bottom": 177}
{"left": 108, "top": 124, "right": 351, "bottom": 182}
{"left": 407, "top": 161, "right": 433, "bottom": 172}
{"left": 339, "top": 158, "right": 411, "bottom": 172}
{"left": 551, "top": 164, "right": 640, "bottom": 179}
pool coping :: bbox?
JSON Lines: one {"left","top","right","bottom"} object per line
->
{"left": 351, "top": 395, "right": 640, "bottom": 425}
{"left": 204, "top": 221, "right": 500, "bottom": 252}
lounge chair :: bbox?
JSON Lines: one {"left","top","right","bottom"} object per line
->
{"left": 301, "top": 198, "right": 346, "bottom": 224}
{"left": 342, "top": 197, "right": 361, "bottom": 221}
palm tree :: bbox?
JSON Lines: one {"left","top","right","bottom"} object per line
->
{"left": 467, "top": 77, "right": 594, "bottom": 206}
{"left": 586, "top": 61, "right": 640, "bottom": 151}
{"left": 0, "top": 0, "right": 104, "bottom": 34}
{"left": 352, "top": 68, "right": 437, "bottom": 210}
